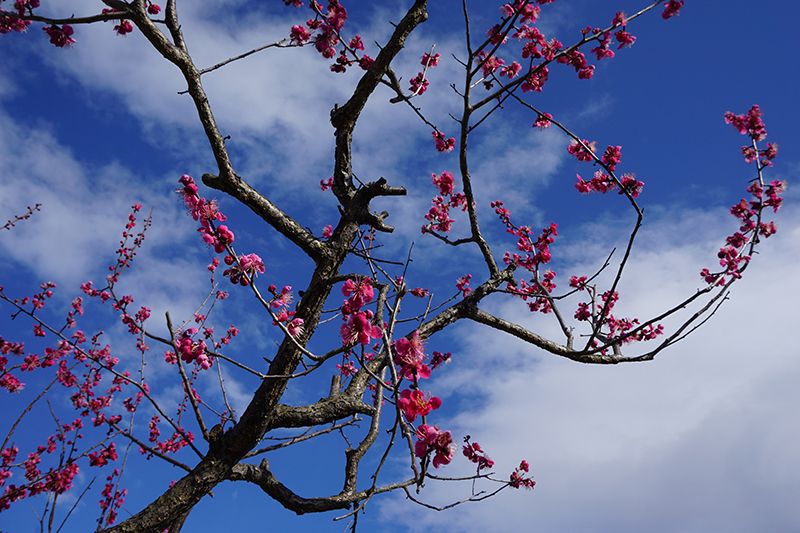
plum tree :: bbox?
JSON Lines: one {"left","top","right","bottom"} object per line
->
{"left": 0, "top": 1, "right": 786, "bottom": 531}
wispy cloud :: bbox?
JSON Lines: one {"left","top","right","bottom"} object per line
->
{"left": 380, "top": 205, "right": 800, "bottom": 532}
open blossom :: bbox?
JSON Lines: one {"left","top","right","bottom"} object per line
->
{"left": 414, "top": 425, "right": 453, "bottom": 468}
{"left": 463, "top": 441, "right": 494, "bottom": 470}
{"left": 341, "top": 277, "right": 374, "bottom": 314}
{"left": 223, "top": 253, "right": 265, "bottom": 286}
{"left": 533, "top": 112, "right": 552, "bottom": 128}
{"left": 432, "top": 171, "right": 455, "bottom": 196}
{"left": 43, "top": 24, "right": 75, "bottom": 47}
{"left": 114, "top": 20, "right": 134, "bottom": 35}
{"left": 340, "top": 311, "right": 382, "bottom": 345}
{"left": 393, "top": 331, "right": 430, "bottom": 379}
{"left": 724, "top": 104, "right": 767, "bottom": 141}
{"left": 455, "top": 274, "right": 472, "bottom": 296}
{"left": 509, "top": 459, "right": 536, "bottom": 489}
{"left": 662, "top": 0, "right": 684, "bottom": 19}
{"left": 421, "top": 52, "right": 440, "bottom": 67}
{"left": 290, "top": 24, "right": 311, "bottom": 44}
{"left": 432, "top": 131, "right": 455, "bottom": 152}
{"left": 287, "top": 318, "right": 304, "bottom": 338}
{"left": 409, "top": 72, "right": 429, "bottom": 95}
{"left": 567, "top": 139, "right": 597, "bottom": 162}
{"left": 398, "top": 389, "right": 442, "bottom": 422}
{"left": 322, "top": 224, "right": 333, "bottom": 238}
{"left": 615, "top": 29, "right": 636, "bottom": 48}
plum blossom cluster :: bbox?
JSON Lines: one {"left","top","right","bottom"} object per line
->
{"left": 410, "top": 50, "right": 441, "bottom": 96}
{"left": 463, "top": 437, "right": 494, "bottom": 471}
{"left": 491, "top": 201, "right": 560, "bottom": 314}
{"left": 167, "top": 328, "right": 212, "bottom": 370}
{"left": 414, "top": 424, "right": 453, "bottom": 469}
{"left": 98, "top": 469, "right": 127, "bottom": 526}
{"left": 178, "top": 175, "right": 267, "bottom": 287}
{"left": 572, "top": 285, "right": 664, "bottom": 349}
{"left": 432, "top": 130, "right": 455, "bottom": 153}
{"left": 567, "top": 141, "right": 645, "bottom": 198}
{"left": 339, "top": 277, "right": 381, "bottom": 347}
{"left": 1, "top": 1, "right": 161, "bottom": 45}
{"left": 0, "top": 0, "right": 39, "bottom": 34}
{"left": 422, "top": 171, "right": 468, "bottom": 234}
{"left": 397, "top": 388, "right": 441, "bottom": 422}
{"left": 701, "top": 106, "right": 784, "bottom": 284}
{"left": 475, "top": 0, "right": 682, "bottom": 98}
{"left": 509, "top": 460, "right": 535, "bottom": 489}
{"left": 268, "top": 284, "right": 304, "bottom": 338}
{"left": 285, "top": 1, "right": 376, "bottom": 72}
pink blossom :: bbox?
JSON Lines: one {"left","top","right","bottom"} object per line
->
{"left": 567, "top": 139, "right": 597, "bottom": 162}
{"left": 414, "top": 425, "right": 453, "bottom": 468}
{"left": 432, "top": 171, "right": 455, "bottom": 196}
{"left": 432, "top": 131, "right": 456, "bottom": 152}
{"left": 223, "top": 253, "right": 264, "bottom": 286}
{"left": 409, "top": 72, "right": 429, "bottom": 95}
{"left": 615, "top": 29, "right": 636, "bottom": 48}
{"left": 533, "top": 112, "right": 552, "bottom": 128}
{"left": 398, "top": 389, "right": 442, "bottom": 422}
{"left": 455, "top": 274, "right": 472, "bottom": 296}
{"left": 463, "top": 440, "right": 494, "bottom": 470}
{"left": 509, "top": 460, "right": 536, "bottom": 489}
{"left": 43, "top": 24, "right": 75, "bottom": 47}
{"left": 662, "top": 0, "right": 684, "bottom": 19}
{"left": 341, "top": 277, "right": 374, "bottom": 314}
{"left": 340, "top": 311, "right": 382, "bottom": 345}
{"left": 393, "top": 331, "right": 430, "bottom": 379}
{"left": 114, "top": 20, "right": 134, "bottom": 36}
{"left": 724, "top": 105, "right": 767, "bottom": 141}
{"left": 287, "top": 318, "right": 304, "bottom": 338}
{"left": 290, "top": 25, "right": 311, "bottom": 44}
{"left": 358, "top": 55, "right": 374, "bottom": 70}
{"left": 421, "top": 52, "right": 440, "bottom": 67}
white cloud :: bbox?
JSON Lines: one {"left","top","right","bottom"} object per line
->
{"left": 380, "top": 204, "right": 800, "bottom": 532}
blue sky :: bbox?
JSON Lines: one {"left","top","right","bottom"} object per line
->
{"left": 1, "top": 1, "right": 799, "bottom": 531}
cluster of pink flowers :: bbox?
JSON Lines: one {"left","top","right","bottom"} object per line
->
{"left": 284, "top": 1, "right": 377, "bottom": 73}
{"left": 662, "top": 0, "right": 684, "bottom": 19}
{"left": 397, "top": 389, "right": 441, "bottom": 422}
{"left": 42, "top": 24, "right": 74, "bottom": 47}
{"left": 414, "top": 424, "right": 453, "bottom": 469}
{"left": 567, "top": 139, "right": 597, "bottom": 162}
{"left": 178, "top": 175, "right": 232, "bottom": 252}
{"left": 0, "top": 0, "right": 38, "bottom": 34}
{"left": 339, "top": 277, "right": 381, "bottom": 346}
{"left": 422, "top": 171, "right": 468, "bottom": 234}
{"left": 509, "top": 460, "right": 535, "bottom": 489}
{"left": 533, "top": 112, "right": 552, "bottom": 128}
{"left": 701, "top": 106, "right": 785, "bottom": 284}
{"left": 178, "top": 175, "right": 269, "bottom": 289}
{"left": 724, "top": 104, "right": 768, "bottom": 141}
{"left": 266, "top": 284, "right": 303, "bottom": 338}
{"left": 169, "top": 328, "right": 212, "bottom": 370}
{"left": 393, "top": 331, "right": 429, "bottom": 380}
{"left": 455, "top": 273, "right": 472, "bottom": 297}
{"left": 432, "top": 130, "right": 456, "bottom": 152}
{"left": 98, "top": 469, "right": 127, "bottom": 526}
{"left": 409, "top": 50, "right": 441, "bottom": 96}
{"left": 463, "top": 438, "right": 495, "bottom": 470}
{"left": 88, "top": 443, "right": 118, "bottom": 467}
{"left": 223, "top": 253, "right": 266, "bottom": 286}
